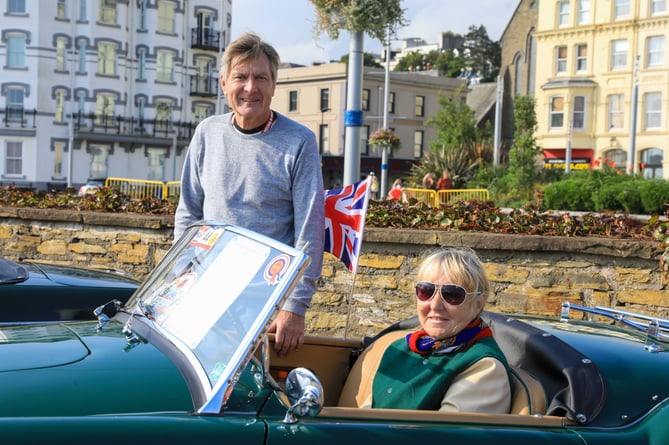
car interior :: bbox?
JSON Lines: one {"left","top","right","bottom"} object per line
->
{"left": 266, "top": 311, "right": 606, "bottom": 426}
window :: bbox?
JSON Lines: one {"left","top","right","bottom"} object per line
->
{"left": 608, "top": 94, "right": 624, "bottom": 129}
{"left": 157, "top": 1, "right": 176, "bottom": 33}
{"left": 155, "top": 100, "right": 172, "bottom": 131}
{"left": 7, "top": 35, "right": 26, "bottom": 68}
{"left": 7, "top": 0, "right": 25, "bottom": 13}
{"left": 193, "top": 103, "right": 213, "bottom": 122}
{"left": 88, "top": 144, "right": 109, "bottom": 179}
{"left": 78, "top": 0, "right": 87, "bottom": 21}
{"left": 558, "top": 1, "right": 570, "bottom": 26}
{"left": 514, "top": 53, "right": 524, "bottom": 94}
{"left": 614, "top": 0, "right": 630, "bottom": 19}
{"left": 578, "top": 0, "right": 590, "bottom": 23}
{"left": 550, "top": 96, "right": 565, "bottom": 129}
{"left": 320, "top": 88, "right": 330, "bottom": 112}
{"left": 362, "top": 88, "right": 370, "bottom": 111}
{"left": 57, "top": 0, "right": 66, "bottom": 19}
{"left": 138, "top": 0, "right": 147, "bottom": 30}
{"left": 360, "top": 126, "right": 369, "bottom": 156}
{"left": 53, "top": 141, "right": 65, "bottom": 177}
{"left": 156, "top": 50, "right": 174, "bottom": 82}
{"left": 5, "top": 142, "right": 23, "bottom": 175}
{"left": 604, "top": 148, "right": 627, "bottom": 172}
{"left": 6, "top": 88, "right": 24, "bottom": 121}
{"left": 415, "top": 95, "right": 425, "bottom": 117}
{"left": 576, "top": 44, "right": 587, "bottom": 72}
{"left": 99, "top": 0, "right": 116, "bottom": 24}
{"left": 641, "top": 148, "right": 663, "bottom": 179}
{"left": 77, "top": 39, "right": 87, "bottom": 73}
{"left": 77, "top": 91, "right": 86, "bottom": 125}
{"left": 651, "top": 0, "right": 666, "bottom": 15}
{"left": 644, "top": 92, "right": 662, "bottom": 129}
{"left": 319, "top": 124, "right": 329, "bottom": 154}
{"left": 55, "top": 89, "right": 66, "bottom": 122}
{"left": 611, "top": 39, "right": 628, "bottom": 70}
{"left": 56, "top": 37, "right": 68, "bottom": 71}
{"left": 147, "top": 148, "right": 167, "bottom": 181}
{"left": 647, "top": 36, "right": 665, "bottom": 67}
{"left": 388, "top": 92, "right": 395, "bottom": 114}
{"left": 413, "top": 130, "right": 424, "bottom": 158}
{"left": 95, "top": 94, "right": 115, "bottom": 126}
{"left": 572, "top": 96, "right": 585, "bottom": 129}
{"left": 138, "top": 48, "right": 146, "bottom": 80}
{"left": 556, "top": 46, "right": 568, "bottom": 74}
{"left": 97, "top": 42, "right": 116, "bottom": 75}
{"left": 289, "top": 91, "right": 298, "bottom": 112}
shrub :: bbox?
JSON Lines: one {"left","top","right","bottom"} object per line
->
{"left": 640, "top": 180, "right": 669, "bottom": 215}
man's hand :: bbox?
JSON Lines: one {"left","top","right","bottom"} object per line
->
{"left": 268, "top": 310, "right": 305, "bottom": 357}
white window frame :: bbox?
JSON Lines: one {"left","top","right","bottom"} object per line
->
{"left": 5, "top": 141, "right": 23, "bottom": 176}
{"left": 611, "top": 39, "right": 628, "bottom": 70}
{"left": 96, "top": 94, "right": 115, "bottom": 126}
{"left": 614, "top": 0, "right": 630, "bottom": 19}
{"left": 576, "top": 44, "right": 587, "bottom": 72}
{"left": 413, "top": 130, "right": 424, "bottom": 158}
{"left": 99, "top": 0, "right": 116, "bottom": 24}
{"left": 608, "top": 94, "right": 624, "bottom": 130}
{"left": 651, "top": 0, "right": 666, "bottom": 15}
{"left": 6, "top": 88, "right": 24, "bottom": 121}
{"left": 7, "top": 0, "right": 25, "bottom": 14}
{"left": 89, "top": 144, "right": 109, "bottom": 179}
{"left": 156, "top": 50, "right": 175, "bottom": 83}
{"left": 55, "top": 89, "right": 66, "bottom": 122}
{"left": 7, "top": 34, "right": 26, "bottom": 68}
{"left": 556, "top": 46, "right": 568, "bottom": 74}
{"left": 572, "top": 96, "right": 586, "bottom": 129}
{"left": 157, "top": 1, "right": 176, "bottom": 33}
{"left": 56, "top": 37, "right": 67, "bottom": 71}
{"left": 558, "top": 1, "right": 570, "bottom": 26}
{"left": 578, "top": 0, "right": 590, "bottom": 23}
{"left": 77, "top": 39, "right": 87, "bottom": 73}
{"left": 550, "top": 96, "right": 565, "bottom": 129}
{"left": 644, "top": 92, "right": 662, "bottom": 129}
{"left": 97, "top": 42, "right": 116, "bottom": 75}
{"left": 647, "top": 36, "right": 665, "bottom": 67}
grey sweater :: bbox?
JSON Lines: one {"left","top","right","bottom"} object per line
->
{"left": 174, "top": 111, "right": 325, "bottom": 316}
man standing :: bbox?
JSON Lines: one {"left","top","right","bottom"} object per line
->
{"left": 174, "top": 32, "right": 324, "bottom": 356}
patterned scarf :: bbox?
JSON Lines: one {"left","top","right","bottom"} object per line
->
{"left": 406, "top": 318, "right": 492, "bottom": 355}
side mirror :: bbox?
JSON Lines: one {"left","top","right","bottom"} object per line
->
{"left": 282, "top": 367, "right": 324, "bottom": 424}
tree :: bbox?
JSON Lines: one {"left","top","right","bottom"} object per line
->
{"left": 507, "top": 95, "right": 542, "bottom": 200}
{"left": 459, "top": 25, "right": 500, "bottom": 82}
{"left": 309, "top": 0, "right": 407, "bottom": 42}
{"left": 339, "top": 52, "right": 382, "bottom": 67}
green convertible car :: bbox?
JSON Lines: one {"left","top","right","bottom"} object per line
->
{"left": 1, "top": 221, "right": 669, "bottom": 444}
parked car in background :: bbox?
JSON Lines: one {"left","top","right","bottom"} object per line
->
{"left": 0, "top": 222, "right": 668, "bottom": 444}
{"left": 0, "top": 258, "right": 138, "bottom": 322}
{"left": 77, "top": 179, "right": 105, "bottom": 196}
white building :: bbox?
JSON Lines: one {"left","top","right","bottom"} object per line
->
{"left": 0, "top": 0, "right": 231, "bottom": 190}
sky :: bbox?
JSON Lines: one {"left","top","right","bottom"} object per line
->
{"left": 231, "top": 0, "right": 519, "bottom": 66}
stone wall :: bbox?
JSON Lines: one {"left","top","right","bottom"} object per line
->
{"left": 1, "top": 206, "right": 665, "bottom": 338}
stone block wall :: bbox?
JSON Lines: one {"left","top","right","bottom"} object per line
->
{"left": 0, "top": 207, "right": 665, "bottom": 338}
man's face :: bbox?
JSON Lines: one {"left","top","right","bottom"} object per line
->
{"left": 221, "top": 54, "right": 276, "bottom": 130}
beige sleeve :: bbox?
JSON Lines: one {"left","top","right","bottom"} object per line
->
{"left": 438, "top": 357, "right": 512, "bottom": 414}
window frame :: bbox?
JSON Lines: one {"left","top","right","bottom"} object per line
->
{"left": 97, "top": 41, "right": 116, "bottom": 76}
{"left": 7, "top": 34, "right": 26, "bottom": 68}
{"left": 646, "top": 35, "right": 665, "bottom": 67}
{"left": 607, "top": 94, "right": 624, "bottom": 130}
{"left": 413, "top": 130, "right": 424, "bottom": 158}
{"left": 415, "top": 95, "right": 425, "bottom": 117}
{"left": 651, "top": 0, "right": 666, "bottom": 15}
{"left": 556, "top": 46, "right": 568, "bottom": 74}
{"left": 610, "top": 39, "right": 628, "bottom": 70}
{"left": 289, "top": 91, "right": 298, "bottom": 112}
{"left": 578, "top": 0, "right": 590, "bottom": 24}
{"left": 157, "top": 0, "right": 176, "bottom": 34}
{"left": 558, "top": 1, "right": 570, "bottom": 26}
{"left": 550, "top": 96, "right": 565, "bottom": 129}
{"left": 156, "top": 50, "right": 175, "bottom": 83}
{"left": 576, "top": 44, "right": 587, "bottom": 72}
{"left": 572, "top": 96, "right": 586, "bottom": 130}
{"left": 644, "top": 92, "right": 662, "bottom": 129}
{"left": 614, "top": 0, "right": 630, "bottom": 19}
{"left": 5, "top": 141, "right": 23, "bottom": 176}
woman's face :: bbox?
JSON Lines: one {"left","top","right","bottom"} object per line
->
{"left": 416, "top": 272, "right": 484, "bottom": 340}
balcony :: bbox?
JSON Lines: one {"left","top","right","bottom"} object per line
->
{"left": 2, "top": 107, "right": 36, "bottom": 128}
{"left": 191, "top": 28, "right": 220, "bottom": 51}
{"left": 190, "top": 75, "right": 218, "bottom": 97}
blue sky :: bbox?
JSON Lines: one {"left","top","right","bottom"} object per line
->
{"left": 231, "top": 0, "right": 519, "bottom": 66}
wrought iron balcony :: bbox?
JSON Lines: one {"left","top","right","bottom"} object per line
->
{"left": 2, "top": 107, "right": 36, "bottom": 128}
{"left": 191, "top": 28, "right": 220, "bottom": 50}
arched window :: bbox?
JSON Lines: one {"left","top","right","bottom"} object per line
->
{"left": 513, "top": 52, "right": 523, "bottom": 96}
{"left": 641, "top": 147, "right": 663, "bottom": 179}
{"left": 603, "top": 148, "right": 626, "bottom": 172}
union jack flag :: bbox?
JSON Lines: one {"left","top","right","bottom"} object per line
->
{"left": 323, "top": 177, "right": 372, "bottom": 273}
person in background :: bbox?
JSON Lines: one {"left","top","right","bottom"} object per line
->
{"left": 346, "top": 247, "right": 511, "bottom": 413}
{"left": 422, "top": 173, "right": 436, "bottom": 190}
{"left": 173, "top": 32, "right": 324, "bottom": 357}
{"left": 369, "top": 172, "right": 379, "bottom": 200}
{"left": 437, "top": 170, "right": 452, "bottom": 190}
{"left": 388, "top": 178, "right": 403, "bottom": 201}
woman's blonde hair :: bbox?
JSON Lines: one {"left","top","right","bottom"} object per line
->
{"left": 416, "top": 247, "right": 490, "bottom": 300}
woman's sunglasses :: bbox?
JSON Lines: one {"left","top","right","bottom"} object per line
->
{"left": 414, "top": 281, "right": 481, "bottom": 306}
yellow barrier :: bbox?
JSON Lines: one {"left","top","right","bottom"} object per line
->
{"left": 164, "top": 181, "right": 181, "bottom": 198}
{"left": 402, "top": 188, "right": 437, "bottom": 206}
{"left": 437, "top": 189, "right": 490, "bottom": 205}
{"left": 105, "top": 177, "right": 166, "bottom": 199}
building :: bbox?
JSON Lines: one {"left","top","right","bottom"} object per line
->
{"left": 271, "top": 63, "right": 466, "bottom": 189}
{"left": 0, "top": 0, "right": 231, "bottom": 190}
{"left": 533, "top": 0, "right": 668, "bottom": 178}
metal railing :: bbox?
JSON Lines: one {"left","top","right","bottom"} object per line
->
{"left": 105, "top": 177, "right": 166, "bottom": 199}
{"left": 401, "top": 188, "right": 491, "bottom": 207}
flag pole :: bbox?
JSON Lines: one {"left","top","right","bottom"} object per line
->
{"left": 343, "top": 273, "right": 358, "bottom": 339}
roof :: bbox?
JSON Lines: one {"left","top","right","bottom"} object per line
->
{"left": 466, "top": 82, "right": 498, "bottom": 124}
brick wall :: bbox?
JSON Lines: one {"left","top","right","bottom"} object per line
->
{"left": 1, "top": 207, "right": 665, "bottom": 338}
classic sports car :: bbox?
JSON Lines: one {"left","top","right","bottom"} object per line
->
{"left": 0, "top": 257, "right": 138, "bottom": 322}
{"left": 1, "top": 221, "right": 669, "bottom": 444}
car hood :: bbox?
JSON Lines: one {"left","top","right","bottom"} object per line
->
{"left": 24, "top": 262, "right": 139, "bottom": 288}
{"left": 0, "top": 320, "right": 191, "bottom": 417}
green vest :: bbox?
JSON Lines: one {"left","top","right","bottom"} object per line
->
{"left": 372, "top": 336, "right": 508, "bottom": 410}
